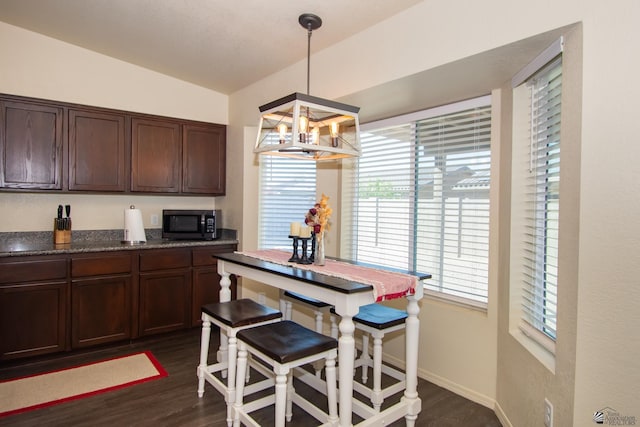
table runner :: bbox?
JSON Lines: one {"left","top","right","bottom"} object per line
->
{"left": 237, "top": 249, "right": 418, "bottom": 302}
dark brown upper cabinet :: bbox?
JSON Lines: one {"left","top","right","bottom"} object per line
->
{"left": 0, "top": 94, "right": 226, "bottom": 195}
{"left": 183, "top": 123, "right": 226, "bottom": 195}
{"left": 0, "top": 99, "right": 63, "bottom": 189}
{"left": 69, "top": 109, "right": 127, "bottom": 192}
{"left": 131, "top": 118, "right": 182, "bottom": 193}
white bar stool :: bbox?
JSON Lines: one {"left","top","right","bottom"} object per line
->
{"left": 197, "top": 298, "right": 282, "bottom": 426}
{"left": 281, "top": 291, "right": 338, "bottom": 377}
{"left": 349, "top": 303, "right": 408, "bottom": 411}
{"left": 232, "top": 320, "right": 339, "bottom": 427}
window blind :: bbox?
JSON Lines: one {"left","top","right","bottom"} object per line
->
{"left": 350, "top": 97, "right": 492, "bottom": 305}
{"left": 258, "top": 156, "right": 316, "bottom": 249}
{"left": 520, "top": 56, "right": 562, "bottom": 341}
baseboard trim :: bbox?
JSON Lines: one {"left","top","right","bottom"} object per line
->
{"left": 418, "top": 368, "right": 496, "bottom": 409}
{"left": 384, "top": 352, "right": 498, "bottom": 411}
{"left": 494, "top": 400, "right": 513, "bottom": 427}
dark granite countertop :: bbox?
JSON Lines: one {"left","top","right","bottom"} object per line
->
{"left": 0, "top": 229, "right": 238, "bottom": 257}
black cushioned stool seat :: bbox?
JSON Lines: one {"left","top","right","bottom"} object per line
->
{"left": 202, "top": 298, "right": 282, "bottom": 327}
{"left": 197, "top": 298, "right": 283, "bottom": 426}
{"left": 233, "top": 320, "right": 339, "bottom": 427}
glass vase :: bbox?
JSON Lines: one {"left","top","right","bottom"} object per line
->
{"left": 314, "top": 232, "right": 325, "bottom": 266}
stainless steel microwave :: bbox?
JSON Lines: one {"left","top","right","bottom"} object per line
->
{"left": 162, "top": 209, "right": 220, "bottom": 240}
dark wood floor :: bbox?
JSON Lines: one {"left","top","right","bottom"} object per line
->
{"left": 0, "top": 328, "right": 501, "bottom": 427}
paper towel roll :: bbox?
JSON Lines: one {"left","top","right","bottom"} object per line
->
{"left": 123, "top": 206, "right": 146, "bottom": 243}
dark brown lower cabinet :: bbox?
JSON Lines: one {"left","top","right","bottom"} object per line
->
{"left": 71, "top": 276, "right": 132, "bottom": 348}
{"left": 0, "top": 244, "right": 236, "bottom": 360}
{"left": 0, "top": 256, "right": 68, "bottom": 360}
{"left": 138, "top": 248, "right": 192, "bottom": 336}
{"left": 0, "top": 281, "right": 67, "bottom": 360}
{"left": 139, "top": 270, "right": 191, "bottom": 336}
{"left": 70, "top": 253, "right": 134, "bottom": 348}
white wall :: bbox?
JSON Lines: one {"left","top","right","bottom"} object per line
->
{"left": 229, "top": 1, "right": 640, "bottom": 426}
{"left": 0, "top": 21, "right": 229, "bottom": 233}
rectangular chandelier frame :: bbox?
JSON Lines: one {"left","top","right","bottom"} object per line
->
{"left": 254, "top": 92, "right": 361, "bottom": 161}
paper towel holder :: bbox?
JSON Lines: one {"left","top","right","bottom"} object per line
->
{"left": 122, "top": 205, "right": 147, "bottom": 245}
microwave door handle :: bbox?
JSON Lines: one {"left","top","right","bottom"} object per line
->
{"left": 200, "top": 214, "right": 206, "bottom": 237}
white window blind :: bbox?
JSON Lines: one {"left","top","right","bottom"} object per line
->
{"left": 350, "top": 97, "right": 492, "bottom": 305}
{"left": 258, "top": 156, "right": 316, "bottom": 249}
{"left": 520, "top": 56, "right": 562, "bottom": 342}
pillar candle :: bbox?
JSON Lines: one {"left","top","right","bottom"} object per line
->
{"left": 290, "top": 222, "right": 301, "bottom": 236}
{"left": 299, "top": 225, "right": 311, "bottom": 238}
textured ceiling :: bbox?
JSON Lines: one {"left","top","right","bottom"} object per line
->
{"left": 0, "top": 0, "right": 422, "bottom": 94}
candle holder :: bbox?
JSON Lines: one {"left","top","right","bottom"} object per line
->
{"left": 298, "top": 237, "right": 312, "bottom": 264}
{"left": 309, "top": 233, "right": 316, "bottom": 262}
{"left": 288, "top": 235, "right": 301, "bottom": 262}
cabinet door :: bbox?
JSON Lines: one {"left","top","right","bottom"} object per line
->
{"left": 69, "top": 109, "right": 127, "bottom": 192}
{"left": 139, "top": 269, "right": 191, "bottom": 336}
{"left": 71, "top": 275, "right": 132, "bottom": 348}
{"left": 0, "top": 281, "right": 67, "bottom": 360}
{"left": 131, "top": 118, "right": 181, "bottom": 193}
{"left": 182, "top": 124, "right": 226, "bottom": 195}
{"left": 0, "top": 100, "right": 63, "bottom": 189}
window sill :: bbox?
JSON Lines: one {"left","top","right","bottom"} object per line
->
{"left": 510, "top": 323, "right": 556, "bottom": 373}
{"left": 421, "top": 287, "right": 488, "bottom": 313}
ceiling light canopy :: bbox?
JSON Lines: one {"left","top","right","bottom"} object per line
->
{"left": 254, "top": 13, "right": 361, "bottom": 161}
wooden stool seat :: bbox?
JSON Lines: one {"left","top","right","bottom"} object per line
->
{"left": 202, "top": 298, "right": 282, "bottom": 328}
{"left": 238, "top": 319, "right": 337, "bottom": 364}
{"left": 197, "top": 298, "right": 283, "bottom": 427}
{"left": 233, "top": 320, "right": 339, "bottom": 427}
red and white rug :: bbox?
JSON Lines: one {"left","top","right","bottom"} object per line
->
{"left": 0, "top": 351, "right": 167, "bottom": 418}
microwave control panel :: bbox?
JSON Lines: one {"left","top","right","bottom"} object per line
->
{"left": 205, "top": 217, "right": 215, "bottom": 233}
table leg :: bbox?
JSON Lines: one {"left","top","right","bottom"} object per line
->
{"left": 338, "top": 315, "right": 355, "bottom": 427}
{"left": 217, "top": 269, "right": 232, "bottom": 374}
{"left": 219, "top": 269, "right": 232, "bottom": 303}
{"left": 403, "top": 295, "right": 421, "bottom": 425}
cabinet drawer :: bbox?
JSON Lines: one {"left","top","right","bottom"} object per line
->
{"left": 71, "top": 254, "right": 132, "bottom": 277}
{"left": 139, "top": 248, "right": 190, "bottom": 271}
{"left": 192, "top": 245, "right": 236, "bottom": 267}
{"left": 0, "top": 258, "right": 67, "bottom": 284}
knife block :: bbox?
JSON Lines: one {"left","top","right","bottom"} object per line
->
{"left": 53, "top": 218, "right": 72, "bottom": 244}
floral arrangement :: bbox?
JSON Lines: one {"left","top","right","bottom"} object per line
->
{"left": 305, "top": 193, "right": 332, "bottom": 235}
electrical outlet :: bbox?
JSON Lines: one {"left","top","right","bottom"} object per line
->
{"left": 150, "top": 214, "right": 159, "bottom": 226}
{"left": 544, "top": 398, "right": 553, "bottom": 427}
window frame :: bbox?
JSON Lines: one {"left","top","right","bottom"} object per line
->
{"left": 509, "top": 38, "right": 563, "bottom": 371}
{"left": 342, "top": 95, "right": 493, "bottom": 310}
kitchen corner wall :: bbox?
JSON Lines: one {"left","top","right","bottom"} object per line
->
{"left": 0, "top": 21, "right": 229, "bottom": 233}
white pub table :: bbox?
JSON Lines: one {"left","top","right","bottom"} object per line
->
{"left": 215, "top": 251, "right": 430, "bottom": 427}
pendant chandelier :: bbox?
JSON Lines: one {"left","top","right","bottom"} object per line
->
{"left": 254, "top": 13, "right": 361, "bottom": 161}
